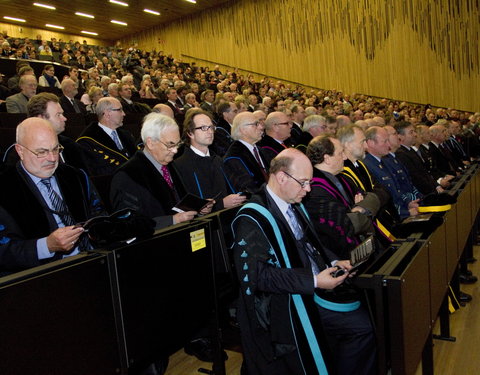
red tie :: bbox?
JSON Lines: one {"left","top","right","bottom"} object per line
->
{"left": 253, "top": 146, "right": 268, "bottom": 181}
{"left": 161, "top": 165, "right": 174, "bottom": 189}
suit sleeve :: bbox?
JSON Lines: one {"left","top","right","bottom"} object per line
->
{"left": 0, "top": 206, "right": 41, "bottom": 271}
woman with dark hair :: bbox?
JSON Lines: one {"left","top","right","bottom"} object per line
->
{"left": 38, "top": 64, "right": 61, "bottom": 89}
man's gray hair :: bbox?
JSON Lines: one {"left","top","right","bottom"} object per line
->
{"left": 141, "top": 113, "right": 178, "bottom": 143}
{"left": 303, "top": 115, "right": 326, "bottom": 132}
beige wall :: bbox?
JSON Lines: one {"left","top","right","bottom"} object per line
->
{"left": 0, "top": 22, "right": 110, "bottom": 46}
{"left": 121, "top": 0, "right": 479, "bottom": 111}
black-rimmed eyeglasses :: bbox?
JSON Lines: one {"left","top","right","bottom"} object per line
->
{"left": 283, "top": 171, "right": 313, "bottom": 188}
{"left": 194, "top": 125, "right": 216, "bottom": 132}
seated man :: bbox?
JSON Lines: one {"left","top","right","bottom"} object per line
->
{"left": 257, "top": 111, "right": 294, "bottom": 160}
{"left": 210, "top": 102, "right": 237, "bottom": 157}
{"left": 6, "top": 75, "right": 37, "bottom": 113}
{"left": 363, "top": 126, "right": 419, "bottom": 219}
{"left": 3, "top": 93, "right": 90, "bottom": 172}
{"left": 232, "top": 148, "right": 376, "bottom": 375}
{"left": 223, "top": 111, "right": 270, "bottom": 194}
{"left": 76, "top": 97, "right": 137, "bottom": 176}
{"left": 118, "top": 82, "right": 150, "bottom": 114}
{"left": 295, "top": 115, "right": 329, "bottom": 153}
{"left": 173, "top": 109, "right": 246, "bottom": 211}
{"left": 110, "top": 113, "right": 202, "bottom": 229}
{"left": 0, "top": 118, "right": 104, "bottom": 275}
{"left": 59, "top": 78, "right": 86, "bottom": 115}
{"left": 303, "top": 135, "right": 375, "bottom": 259}
{"left": 394, "top": 121, "right": 452, "bottom": 195}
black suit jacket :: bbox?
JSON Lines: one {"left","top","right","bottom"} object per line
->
{"left": 395, "top": 145, "right": 437, "bottom": 194}
{"left": 428, "top": 142, "right": 456, "bottom": 175}
{"left": 76, "top": 123, "right": 137, "bottom": 176}
{"left": 257, "top": 134, "right": 289, "bottom": 161}
{"left": 223, "top": 140, "right": 270, "bottom": 193}
{"left": 59, "top": 95, "right": 87, "bottom": 114}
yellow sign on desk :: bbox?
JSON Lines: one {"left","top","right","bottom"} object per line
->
{"left": 190, "top": 229, "right": 206, "bottom": 252}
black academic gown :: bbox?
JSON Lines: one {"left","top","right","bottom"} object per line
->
{"left": 0, "top": 162, "right": 105, "bottom": 274}
{"left": 76, "top": 123, "right": 137, "bottom": 176}
{"left": 110, "top": 151, "right": 187, "bottom": 229}
{"left": 223, "top": 140, "right": 270, "bottom": 194}
{"left": 172, "top": 146, "right": 231, "bottom": 211}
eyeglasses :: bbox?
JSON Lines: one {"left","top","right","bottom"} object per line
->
{"left": 194, "top": 125, "right": 216, "bottom": 132}
{"left": 109, "top": 107, "right": 123, "bottom": 112}
{"left": 19, "top": 144, "right": 64, "bottom": 158}
{"left": 276, "top": 121, "right": 292, "bottom": 126}
{"left": 244, "top": 121, "right": 262, "bottom": 127}
{"left": 158, "top": 140, "right": 184, "bottom": 151}
{"left": 283, "top": 171, "right": 313, "bottom": 188}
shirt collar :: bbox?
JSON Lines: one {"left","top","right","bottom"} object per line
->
{"left": 266, "top": 185, "right": 289, "bottom": 217}
{"left": 190, "top": 145, "right": 210, "bottom": 157}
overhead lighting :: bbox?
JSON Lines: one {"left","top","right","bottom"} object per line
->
{"left": 46, "top": 24, "right": 64, "bottom": 29}
{"left": 33, "top": 2, "right": 56, "bottom": 10}
{"left": 75, "top": 12, "right": 95, "bottom": 19}
{"left": 3, "top": 16, "right": 26, "bottom": 22}
{"left": 109, "top": 0, "right": 128, "bottom": 6}
{"left": 111, "top": 20, "right": 127, "bottom": 26}
{"left": 185, "top": 0, "right": 197, "bottom": 3}
{"left": 81, "top": 30, "right": 98, "bottom": 36}
{"left": 144, "top": 8, "right": 160, "bottom": 15}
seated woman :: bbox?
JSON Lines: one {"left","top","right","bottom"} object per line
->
{"left": 86, "top": 86, "right": 103, "bottom": 113}
{"left": 80, "top": 79, "right": 98, "bottom": 106}
{"left": 38, "top": 64, "right": 61, "bottom": 88}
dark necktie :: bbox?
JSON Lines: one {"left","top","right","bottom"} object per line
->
{"left": 253, "top": 146, "right": 268, "bottom": 181}
{"left": 71, "top": 98, "right": 81, "bottom": 113}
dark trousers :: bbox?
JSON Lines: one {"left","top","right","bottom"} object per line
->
{"left": 317, "top": 304, "right": 377, "bottom": 375}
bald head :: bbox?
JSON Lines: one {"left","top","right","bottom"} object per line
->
{"left": 268, "top": 148, "right": 313, "bottom": 204}
{"left": 15, "top": 118, "right": 59, "bottom": 178}
{"left": 153, "top": 103, "right": 175, "bottom": 119}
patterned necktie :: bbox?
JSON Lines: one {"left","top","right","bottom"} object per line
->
{"left": 40, "top": 178, "right": 90, "bottom": 251}
{"left": 287, "top": 205, "right": 320, "bottom": 274}
{"left": 40, "top": 178, "right": 74, "bottom": 227}
{"left": 253, "top": 146, "right": 268, "bottom": 181}
{"left": 286, "top": 205, "right": 303, "bottom": 240}
{"left": 161, "top": 165, "right": 174, "bottom": 189}
{"left": 111, "top": 130, "right": 123, "bottom": 150}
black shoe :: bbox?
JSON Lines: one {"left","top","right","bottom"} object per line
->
{"left": 459, "top": 291, "right": 472, "bottom": 305}
{"left": 460, "top": 273, "right": 478, "bottom": 284}
{"left": 184, "top": 338, "right": 228, "bottom": 363}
